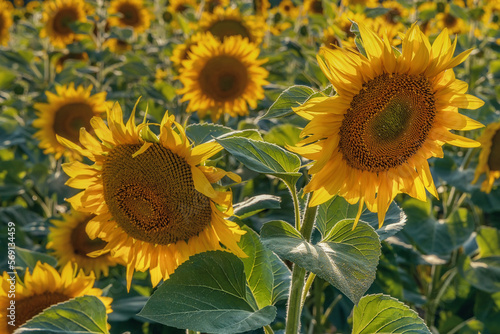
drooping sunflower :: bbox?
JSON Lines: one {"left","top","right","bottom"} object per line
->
{"left": 178, "top": 33, "right": 269, "bottom": 122}
{"left": 0, "top": 262, "right": 112, "bottom": 334}
{"left": 33, "top": 83, "right": 108, "bottom": 160}
{"left": 40, "top": 0, "right": 87, "bottom": 48}
{"left": 57, "top": 103, "right": 247, "bottom": 289}
{"left": 290, "top": 23, "right": 484, "bottom": 227}
{"left": 47, "top": 211, "right": 120, "bottom": 277}
{"left": 0, "top": 0, "right": 13, "bottom": 46}
{"left": 199, "top": 6, "right": 266, "bottom": 45}
{"left": 108, "top": 0, "right": 151, "bottom": 34}
{"left": 303, "top": 0, "right": 324, "bottom": 15}
{"left": 472, "top": 121, "right": 500, "bottom": 193}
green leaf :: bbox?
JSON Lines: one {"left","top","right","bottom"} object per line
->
{"left": 476, "top": 226, "right": 500, "bottom": 258}
{"left": 239, "top": 226, "right": 274, "bottom": 308}
{"left": 138, "top": 251, "right": 276, "bottom": 333}
{"left": 18, "top": 296, "right": 110, "bottom": 333}
{"left": 186, "top": 123, "right": 233, "bottom": 145}
{"left": 233, "top": 195, "right": 281, "bottom": 219}
{"left": 15, "top": 248, "right": 58, "bottom": 271}
{"left": 260, "top": 220, "right": 381, "bottom": 303}
{"left": 400, "top": 199, "right": 475, "bottom": 256}
{"left": 216, "top": 137, "right": 301, "bottom": 185}
{"left": 352, "top": 294, "right": 431, "bottom": 334}
{"left": 458, "top": 255, "right": 500, "bottom": 293}
{"left": 269, "top": 251, "right": 291, "bottom": 304}
{"left": 316, "top": 196, "right": 406, "bottom": 241}
{"left": 261, "top": 85, "right": 316, "bottom": 119}
{"left": 263, "top": 123, "right": 302, "bottom": 147}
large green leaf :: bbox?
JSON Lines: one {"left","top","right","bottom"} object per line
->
{"left": 400, "top": 199, "right": 474, "bottom": 256}
{"left": 316, "top": 196, "right": 406, "bottom": 241}
{"left": 260, "top": 85, "right": 316, "bottom": 119}
{"left": 185, "top": 123, "right": 233, "bottom": 145}
{"left": 15, "top": 248, "right": 58, "bottom": 272}
{"left": 260, "top": 220, "right": 381, "bottom": 303}
{"left": 216, "top": 137, "right": 301, "bottom": 185}
{"left": 269, "top": 251, "right": 291, "bottom": 304}
{"left": 352, "top": 294, "right": 431, "bottom": 334}
{"left": 233, "top": 195, "right": 281, "bottom": 220}
{"left": 458, "top": 255, "right": 500, "bottom": 293}
{"left": 17, "top": 296, "right": 110, "bottom": 333}
{"left": 263, "top": 123, "right": 302, "bottom": 147}
{"left": 138, "top": 251, "right": 276, "bottom": 333}
{"left": 476, "top": 226, "right": 500, "bottom": 258}
{"left": 239, "top": 226, "right": 274, "bottom": 308}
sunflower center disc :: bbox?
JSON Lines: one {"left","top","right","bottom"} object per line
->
{"left": 117, "top": 3, "right": 140, "bottom": 26}
{"left": 13, "top": 292, "right": 70, "bottom": 333}
{"left": 102, "top": 143, "right": 212, "bottom": 245}
{"left": 53, "top": 102, "right": 94, "bottom": 143}
{"left": 339, "top": 73, "right": 436, "bottom": 173}
{"left": 70, "top": 215, "right": 107, "bottom": 257}
{"left": 200, "top": 55, "right": 248, "bottom": 102}
{"left": 488, "top": 130, "right": 500, "bottom": 171}
{"left": 208, "top": 19, "right": 251, "bottom": 40}
{"left": 52, "top": 8, "right": 78, "bottom": 35}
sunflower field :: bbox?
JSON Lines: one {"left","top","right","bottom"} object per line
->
{"left": 1, "top": 0, "right": 500, "bottom": 333}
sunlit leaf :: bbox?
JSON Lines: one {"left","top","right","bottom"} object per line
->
{"left": 260, "top": 220, "right": 380, "bottom": 303}
{"left": 216, "top": 137, "right": 301, "bottom": 185}
{"left": 261, "top": 85, "right": 316, "bottom": 119}
{"left": 18, "top": 296, "right": 110, "bottom": 333}
{"left": 352, "top": 294, "right": 431, "bottom": 334}
{"left": 138, "top": 251, "right": 276, "bottom": 333}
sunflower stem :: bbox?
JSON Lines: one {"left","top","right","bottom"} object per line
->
{"left": 186, "top": 329, "right": 199, "bottom": 334}
{"left": 286, "top": 180, "right": 302, "bottom": 231}
{"left": 263, "top": 324, "right": 275, "bottom": 334}
{"left": 285, "top": 199, "right": 318, "bottom": 334}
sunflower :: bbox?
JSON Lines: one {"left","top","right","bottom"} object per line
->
{"left": 436, "top": 3, "right": 469, "bottom": 35}
{"left": 202, "top": 0, "right": 229, "bottom": 13}
{"left": 0, "top": 0, "right": 13, "bottom": 46}
{"left": 40, "top": 0, "right": 87, "bottom": 48}
{"left": 0, "top": 262, "right": 112, "bottom": 333}
{"left": 278, "top": 0, "right": 299, "bottom": 19}
{"left": 57, "top": 102, "right": 247, "bottom": 289}
{"left": 167, "top": 0, "right": 197, "bottom": 15}
{"left": 303, "top": 0, "right": 324, "bottom": 15}
{"left": 472, "top": 121, "right": 500, "bottom": 193}
{"left": 108, "top": 0, "right": 151, "bottom": 34}
{"left": 199, "top": 6, "right": 266, "bottom": 45}
{"left": 103, "top": 37, "right": 132, "bottom": 53}
{"left": 54, "top": 51, "right": 89, "bottom": 72}
{"left": 33, "top": 83, "right": 108, "bottom": 160}
{"left": 178, "top": 33, "right": 269, "bottom": 122}
{"left": 47, "top": 211, "right": 120, "bottom": 277}
{"left": 170, "top": 32, "right": 204, "bottom": 70}
{"left": 290, "top": 23, "right": 484, "bottom": 227}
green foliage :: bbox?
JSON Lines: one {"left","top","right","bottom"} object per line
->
{"left": 260, "top": 220, "right": 381, "bottom": 304}
{"left": 352, "top": 294, "right": 431, "bottom": 334}
{"left": 19, "top": 296, "right": 110, "bottom": 334}
{"left": 138, "top": 251, "right": 276, "bottom": 333}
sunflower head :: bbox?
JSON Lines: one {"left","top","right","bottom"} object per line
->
{"left": 0, "top": 0, "right": 13, "bottom": 46}
{"left": 103, "top": 37, "right": 132, "bottom": 53}
{"left": 54, "top": 51, "right": 89, "bottom": 72}
{"left": 473, "top": 121, "right": 500, "bottom": 193}
{"left": 178, "top": 33, "right": 269, "bottom": 122}
{"left": 199, "top": 6, "right": 266, "bottom": 45}
{"left": 47, "top": 211, "right": 121, "bottom": 277}
{"left": 40, "top": 0, "right": 87, "bottom": 48}
{"left": 170, "top": 32, "right": 205, "bottom": 70}
{"left": 57, "top": 101, "right": 247, "bottom": 290}
{"left": 108, "top": 0, "right": 151, "bottom": 34}
{"left": 0, "top": 262, "right": 112, "bottom": 333}
{"left": 290, "top": 23, "right": 484, "bottom": 228}
{"left": 32, "top": 83, "right": 108, "bottom": 160}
